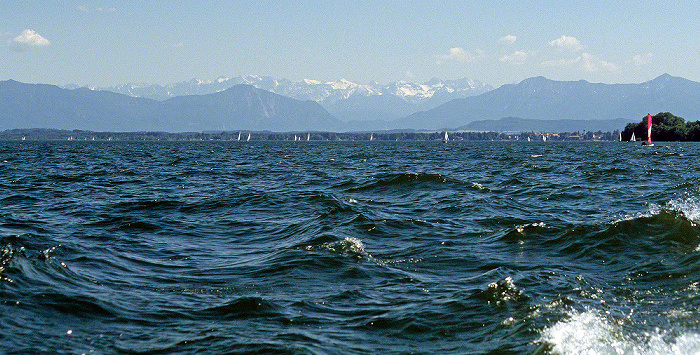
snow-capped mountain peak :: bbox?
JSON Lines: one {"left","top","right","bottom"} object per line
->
{"left": 87, "top": 75, "right": 493, "bottom": 107}
{"left": 303, "top": 78, "right": 322, "bottom": 85}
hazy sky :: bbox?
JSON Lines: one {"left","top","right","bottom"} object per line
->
{"left": 2, "top": 1, "right": 698, "bottom": 88}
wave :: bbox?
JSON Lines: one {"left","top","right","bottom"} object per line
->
{"left": 304, "top": 236, "right": 372, "bottom": 261}
{"left": 0, "top": 194, "right": 41, "bottom": 204}
{"left": 528, "top": 193, "right": 700, "bottom": 354}
{"left": 112, "top": 199, "right": 182, "bottom": 212}
{"left": 30, "top": 291, "right": 116, "bottom": 317}
{"left": 470, "top": 276, "right": 526, "bottom": 306}
{"left": 666, "top": 194, "right": 700, "bottom": 224}
{"left": 495, "top": 206, "right": 700, "bottom": 265}
{"left": 538, "top": 309, "right": 700, "bottom": 355}
{"left": 0, "top": 242, "right": 19, "bottom": 282}
{"left": 199, "top": 297, "right": 284, "bottom": 319}
{"left": 346, "top": 173, "right": 450, "bottom": 192}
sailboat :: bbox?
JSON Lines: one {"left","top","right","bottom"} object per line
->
{"left": 442, "top": 131, "right": 449, "bottom": 143}
{"left": 237, "top": 132, "right": 241, "bottom": 141}
{"left": 246, "top": 133, "right": 251, "bottom": 142}
{"left": 630, "top": 131, "right": 636, "bottom": 142}
{"left": 642, "top": 113, "right": 654, "bottom": 146}
{"left": 307, "top": 133, "right": 310, "bottom": 141}
{"left": 369, "top": 133, "right": 374, "bottom": 141}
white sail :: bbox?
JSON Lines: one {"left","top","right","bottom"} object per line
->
{"left": 630, "top": 132, "right": 636, "bottom": 142}
{"left": 247, "top": 133, "right": 251, "bottom": 141}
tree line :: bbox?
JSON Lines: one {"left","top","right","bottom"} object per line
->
{"left": 622, "top": 112, "right": 700, "bottom": 141}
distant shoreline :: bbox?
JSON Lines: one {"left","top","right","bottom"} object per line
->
{"left": 0, "top": 128, "right": 619, "bottom": 142}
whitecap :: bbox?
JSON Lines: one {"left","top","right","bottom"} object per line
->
{"left": 307, "top": 237, "right": 372, "bottom": 260}
{"left": 610, "top": 206, "right": 658, "bottom": 225}
{"left": 538, "top": 309, "right": 700, "bottom": 355}
{"left": 515, "top": 222, "right": 546, "bottom": 233}
{"left": 333, "top": 237, "right": 367, "bottom": 256}
{"left": 666, "top": 195, "right": 700, "bottom": 224}
{"left": 611, "top": 193, "right": 700, "bottom": 228}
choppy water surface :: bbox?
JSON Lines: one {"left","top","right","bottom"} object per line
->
{"left": 2, "top": 140, "right": 700, "bottom": 354}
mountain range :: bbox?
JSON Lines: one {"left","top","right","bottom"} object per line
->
{"left": 76, "top": 76, "right": 493, "bottom": 123}
{"left": 0, "top": 80, "right": 342, "bottom": 132}
{"left": 400, "top": 74, "right": 700, "bottom": 130}
{"left": 83, "top": 76, "right": 492, "bottom": 102}
{"left": 2, "top": 74, "right": 699, "bottom": 133}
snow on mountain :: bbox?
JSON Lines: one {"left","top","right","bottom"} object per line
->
{"left": 85, "top": 76, "right": 493, "bottom": 108}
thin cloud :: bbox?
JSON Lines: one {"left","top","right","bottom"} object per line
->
{"left": 435, "top": 47, "right": 484, "bottom": 64}
{"left": 499, "top": 51, "right": 529, "bottom": 65}
{"left": 549, "top": 35, "right": 583, "bottom": 52}
{"left": 8, "top": 29, "right": 50, "bottom": 52}
{"left": 631, "top": 53, "right": 653, "bottom": 66}
{"left": 580, "top": 53, "right": 618, "bottom": 72}
{"left": 77, "top": 5, "right": 116, "bottom": 13}
{"left": 541, "top": 58, "right": 579, "bottom": 67}
{"left": 499, "top": 35, "right": 517, "bottom": 44}
{"left": 541, "top": 52, "right": 618, "bottom": 72}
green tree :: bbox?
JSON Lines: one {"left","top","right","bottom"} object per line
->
{"left": 623, "top": 112, "right": 696, "bottom": 141}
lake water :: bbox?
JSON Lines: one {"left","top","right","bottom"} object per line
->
{"left": 2, "top": 140, "right": 700, "bottom": 354}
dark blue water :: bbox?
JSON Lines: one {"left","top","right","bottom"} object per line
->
{"left": 2, "top": 140, "right": 700, "bottom": 354}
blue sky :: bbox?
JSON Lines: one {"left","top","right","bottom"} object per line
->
{"left": 2, "top": 1, "right": 698, "bottom": 88}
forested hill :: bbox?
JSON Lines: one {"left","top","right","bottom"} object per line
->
{"left": 622, "top": 112, "right": 700, "bottom": 141}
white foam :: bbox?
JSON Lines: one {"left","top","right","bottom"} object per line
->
{"left": 336, "top": 237, "right": 366, "bottom": 255}
{"left": 307, "top": 237, "right": 372, "bottom": 260}
{"left": 515, "top": 222, "right": 545, "bottom": 233}
{"left": 666, "top": 195, "right": 700, "bottom": 224}
{"left": 610, "top": 184, "right": 700, "bottom": 225}
{"left": 611, "top": 197, "right": 692, "bottom": 225}
{"left": 538, "top": 309, "right": 700, "bottom": 355}
{"left": 611, "top": 207, "right": 656, "bottom": 225}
